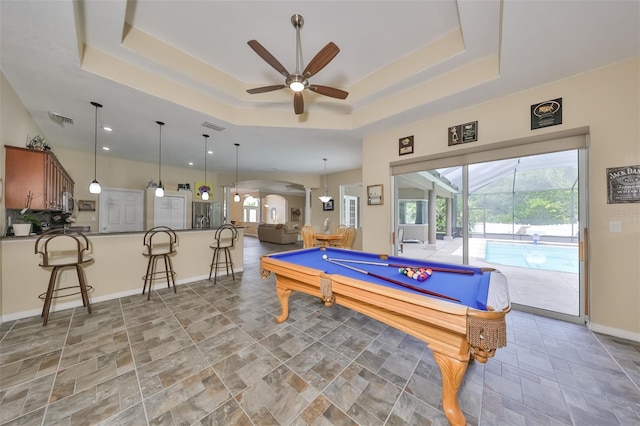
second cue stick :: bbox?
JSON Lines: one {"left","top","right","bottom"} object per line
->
{"left": 326, "top": 257, "right": 474, "bottom": 275}
{"left": 323, "top": 257, "right": 460, "bottom": 303}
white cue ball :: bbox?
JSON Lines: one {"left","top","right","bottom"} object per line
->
{"left": 322, "top": 254, "right": 328, "bottom": 259}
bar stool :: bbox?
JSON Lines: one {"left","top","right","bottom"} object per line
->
{"left": 209, "top": 224, "right": 238, "bottom": 284}
{"left": 142, "top": 226, "right": 177, "bottom": 300}
{"left": 34, "top": 229, "right": 94, "bottom": 326}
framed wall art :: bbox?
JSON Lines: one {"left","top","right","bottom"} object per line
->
{"left": 399, "top": 136, "right": 414, "bottom": 156}
{"left": 367, "top": 184, "right": 383, "bottom": 205}
{"left": 322, "top": 199, "right": 334, "bottom": 211}
{"left": 78, "top": 200, "right": 96, "bottom": 211}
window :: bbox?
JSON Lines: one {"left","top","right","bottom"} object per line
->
{"left": 243, "top": 196, "right": 259, "bottom": 223}
{"left": 399, "top": 200, "right": 427, "bottom": 224}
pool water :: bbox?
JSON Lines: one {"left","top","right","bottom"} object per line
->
{"left": 484, "top": 241, "right": 578, "bottom": 274}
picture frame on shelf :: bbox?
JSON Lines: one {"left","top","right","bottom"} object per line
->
{"left": 367, "top": 184, "right": 383, "bottom": 205}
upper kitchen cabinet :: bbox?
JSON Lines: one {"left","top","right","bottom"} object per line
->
{"left": 4, "top": 146, "right": 74, "bottom": 210}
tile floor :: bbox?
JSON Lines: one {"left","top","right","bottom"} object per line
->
{"left": 1, "top": 237, "right": 639, "bottom": 425}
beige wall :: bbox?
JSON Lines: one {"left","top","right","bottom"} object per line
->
{"left": 362, "top": 59, "right": 640, "bottom": 338}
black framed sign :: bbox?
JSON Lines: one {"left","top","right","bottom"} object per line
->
{"left": 607, "top": 165, "right": 640, "bottom": 203}
{"left": 448, "top": 121, "right": 478, "bottom": 146}
{"left": 531, "top": 98, "right": 562, "bottom": 130}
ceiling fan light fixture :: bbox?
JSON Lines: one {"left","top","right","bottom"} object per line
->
{"left": 246, "top": 14, "right": 348, "bottom": 115}
{"left": 289, "top": 76, "right": 306, "bottom": 92}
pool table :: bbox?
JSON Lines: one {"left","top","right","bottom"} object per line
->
{"left": 260, "top": 247, "right": 510, "bottom": 426}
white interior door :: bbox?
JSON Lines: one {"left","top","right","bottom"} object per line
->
{"left": 99, "top": 188, "right": 144, "bottom": 233}
{"left": 154, "top": 195, "right": 186, "bottom": 229}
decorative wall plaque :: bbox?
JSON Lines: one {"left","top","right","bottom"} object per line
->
{"left": 399, "top": 136, "right": 414, "bottom": 155}
{"left": 448, "top": 121, "right": 478, "bottom": 146}
{"left": 531, "top": 98, "right": 562, "bottom": 130}
{"left": 607, "top": 165, "right": 640, "bottom": 203}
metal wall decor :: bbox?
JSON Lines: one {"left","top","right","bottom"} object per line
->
{"left": 607, "top": 165, "right": 640, "bottom": 203}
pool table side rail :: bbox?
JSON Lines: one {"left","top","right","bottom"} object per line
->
{"left": 261, "top": 255, "right": 507, "bottom": 360}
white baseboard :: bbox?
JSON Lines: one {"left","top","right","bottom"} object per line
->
{"left": 589, "top": 322, "right": 640, "bottom": 343}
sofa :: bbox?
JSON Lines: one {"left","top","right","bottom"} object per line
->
{"left": 257, "top": 223, "right": 300, "bottom": 244}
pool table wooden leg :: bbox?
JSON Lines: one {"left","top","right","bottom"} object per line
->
{"left": 433, "top": 352, "right": 468, "bottom": 426}
{"left": 275, "top": 287, "right": 292, "bottom": 323}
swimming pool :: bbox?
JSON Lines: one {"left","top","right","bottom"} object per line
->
{"left": 484, "top": 241, "right": 578, "bottom": 274}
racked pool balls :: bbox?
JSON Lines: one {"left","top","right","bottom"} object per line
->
{"left": 399, "top": 267, "right": 432, "bottom": 282}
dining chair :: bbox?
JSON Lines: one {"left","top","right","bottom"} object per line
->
{"left": 397, "top": 227, "right": 404, "bottom": 253}
{"left": 340, "top": 226, "right": 357, "bottom": 249}
{"left": 301, "top": 225, "right": 317, "bottom": 248}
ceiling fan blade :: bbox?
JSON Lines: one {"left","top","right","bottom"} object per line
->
{"left": 308, "top": 85, "right": 349, "bottom": 100}
{"left": 303, "top": 42, "right": 340, "bottom": 78}
{"left": 247, "top": 40, "right": 291, "bottom": 78}
{"left": 247, "top": 85, "right": 286, "bottom": 94}
{"left": 293, "top": 92, "right": 304, "bottom": 115}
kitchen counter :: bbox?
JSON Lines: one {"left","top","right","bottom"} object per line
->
{"left": 1, "top": 227, "right": 244, "bottom": 321}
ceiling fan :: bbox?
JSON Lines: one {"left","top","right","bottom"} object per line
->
{"left": 246, "top": 14, "right": 349, "bottom": 115}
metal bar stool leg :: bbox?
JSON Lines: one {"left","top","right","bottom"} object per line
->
{"left": 75, "top": 265, "right": 92, "bottom": 314}
{"left": 166, "top": 256, "right": 177, "bottom": 293}
{"left": 41, "top": 266, "right": 60, "bottom": 326}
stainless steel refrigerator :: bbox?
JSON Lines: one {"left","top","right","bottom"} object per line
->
{"left": 192, "top": 201, "right": 222, "bottom": 229}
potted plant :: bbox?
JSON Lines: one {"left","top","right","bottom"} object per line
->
{"left": 14, "top": 211, "right": 44, "bottom": 236}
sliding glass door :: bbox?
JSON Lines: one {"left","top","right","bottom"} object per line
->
{"left": 394, "top": 149, "right": 586, "bottom": 320}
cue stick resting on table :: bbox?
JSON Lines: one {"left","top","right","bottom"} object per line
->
{"left": 325, "top": 256, "right": 474, "bottom": 275}
{"left": 322, "top": 256, "right": 461, "bottom": 303}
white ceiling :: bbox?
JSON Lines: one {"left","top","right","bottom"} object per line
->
{"left": 1, "top": 1, "right": 638, "bottom": 190}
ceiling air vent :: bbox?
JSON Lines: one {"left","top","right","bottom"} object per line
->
{"left": 48, "top": 111, "right": 74, "bottom": 127}
{"left": 202, "top": 122, "right": 225, "bottom": 132}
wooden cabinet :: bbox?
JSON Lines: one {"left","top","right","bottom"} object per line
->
{"left": 4, "top": 146, "right": 74, "bottom": 210}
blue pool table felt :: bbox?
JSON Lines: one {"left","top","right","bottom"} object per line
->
{"left": 268, "top": 247, "right": 492, "bottom": 310}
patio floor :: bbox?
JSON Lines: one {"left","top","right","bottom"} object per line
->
{"left": 398, "top": 237, "right": 580, "bottom": 317}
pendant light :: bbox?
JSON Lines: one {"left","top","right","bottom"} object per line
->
{"left": 88, "top": 101, "right": 103, "bottom": 194}
{"left": 233, "top": 143, "right": 241, "bottom": 202}
{"left": 155, "top": 121, "right": 165, "bottom": 197}
{"left": 201, "top": 134, "right": 210, "bottom": 201}
{"left": 318, "top": 158, "right": 332, "bottom": 203}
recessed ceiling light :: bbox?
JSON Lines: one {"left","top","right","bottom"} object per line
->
{"left": 188, "top": 162, "right": 194, "bottom": 166}
{"left": 102, "top": 146, "right": 110, "bottom": 151}
{"left": 102, "top": 126, "right": 112, "bottom": 132}
{"left": 207, "top": 150, "right": 213, "bottom": 155}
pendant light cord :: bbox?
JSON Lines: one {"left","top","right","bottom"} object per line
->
{"left": 156, "top": 121, "right": 164, "bottom": 185}
{"left": 93, "top": 105, "right": 98, "bottom": 180}
{"left": 235, "top": 143, "right": 240, "bottom": 195}
{"left": 90, "top": 101, "right": 102, "bottom": 181}
{"left": 203, "top": 134, "right": 209, "bottom": 191}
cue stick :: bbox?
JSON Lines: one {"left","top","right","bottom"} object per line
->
{"left": 323, "top": 257, "right": 461, "bottom": 303}
{"left": 326, "top": 257, "right": 474, "bottom": 275}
